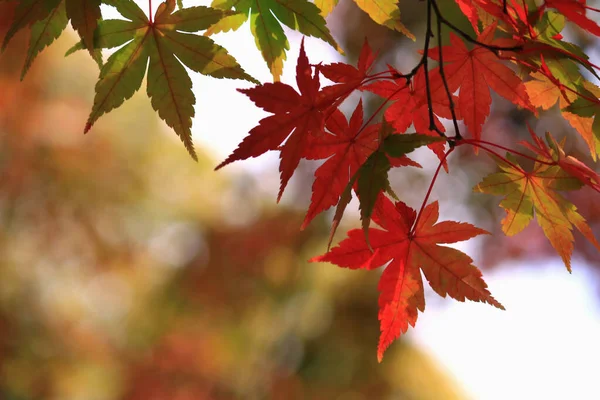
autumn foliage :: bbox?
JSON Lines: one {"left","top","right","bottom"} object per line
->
{"left": 3, "top": 0, "right": 600, "bottom": 361}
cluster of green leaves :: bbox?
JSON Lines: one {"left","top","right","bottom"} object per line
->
{"left": 3, "top": 0, "right": 600, "bottom": 361}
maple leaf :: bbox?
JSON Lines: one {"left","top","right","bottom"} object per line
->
{"left": 507, "top": 10, "right": 600, "bottom": 85}
{"left": 208, "top": 0, "right": 340, "bottom": 81}
{"left": 454, "top": 0, "right": 528, "bottom": 33}
{"left": 310, "top": 0, "right": 413, "bottom": 39}
{"left": 2, "top": 0, "right": 101, "bottom": 78}
{"left": 520, "top": 129, "right": 600, "bottom": 193}
{"left": 317, "top": 38, "right": 376, "bottom": 105}
{"left": 474, "top": 153, "right": 600, "bottom": 271}
{"left": 353, "top": 0, "right": 414, "bottom": 39}
{"left": 525, "top": 71, "right": 575, "bottom": 111}
{"left": 428, "top": 25, "right": 534, "bottom": 142}
{"left": 454, "top": 0, "right": 481, "bottom": 34}
{"left": 365, "top": 67, "right": 452, "bottom": 164}
{"left": 21, "top": 0, "right": 69, "bottom": 79}
{"left": 561, "top": 80, "right": 600, "bottom": 159}
{"left": 525, "top": 65, "right": 600, "bottom": 159}
{"left": 66, "top": 0, "right": 101, "bottom": 53}
{"left": 83, "top": 0, "right": 256, "bottom": 160}
{"left": 216, "top": 39, "right": 331, "bottom": 201}
{"left": 314, "top": 0, "right": 336, "bottom": 17}
{"left": 497, "top": 10, "right": 599, "bottom": 90}
{"left": 323, "top": 121, "right": 436, "bottom": 248}
{"left": 542, "top": 0, "right": 600, "bottom": 37}
{"left": 320, "top": 38, "right": 376, "bottom": 83}
{"left": 302, "top": 101, "right": 382, "bottom": 229}
{"left": 312, "top": 195, "right": 503, "bottom": 361}
{"left": 355, "top": 127, "right": 440, "bottom": 240}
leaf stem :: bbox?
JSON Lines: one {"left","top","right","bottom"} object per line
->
{"left": 423, "top": 0, "right": 445, "bottom": 138}
{"left": 434, "top": 4, "right": 522, "bottom": 55}
{"left": 148, "top": 0, "right": 153, "bottom": 24}
{"left": 362, "top": 74, "right": 397, "bottom": 85}
{"left": 462, "top": 139, "right": 556, "bottom": 166}
{"left": 365, "top": 70, "right": 397, "bottom": 80}
{"left": 410, "top": 146, "right": 454, "bottom": 237}
{"left": 432, "top": 1, "right": 462, "bottom": 142}
{"left": 353, "top": 84, "right": 407, "bottom": 140}
{"left": 459, "top": 141, "right": 523, "bottom": 172}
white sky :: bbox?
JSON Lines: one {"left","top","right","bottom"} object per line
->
{"left": 414, "top": 260, "right": 600, "bottom": 400}
{"left": 104, "top": 2, "right": 600, "bottom": 398}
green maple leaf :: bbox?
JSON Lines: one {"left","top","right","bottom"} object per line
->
{"left": 562, "top": 81, "right": 600, "bottom": 155}
{"left": 208, "top": 0, "right": 341, "bottom": 81}
{"left": 474, "top": 154, "right": 600, "bottom": 271}
{"left": 328, "top": 124, "right": 440, "bottom": 249}
{"left": 67, "top": 0, "right": 101, "bottom": 53}
{"left": 21, "top": 0, "right": 69, "bottom": 79}
{"left": 83, "top": 0, "right": 258, "bottom": 160}
{"left": 3, "top": 0, "right": 102, "bottom": 78}
{"left": 312, "top": 0, "right": 414, "bottom": 40}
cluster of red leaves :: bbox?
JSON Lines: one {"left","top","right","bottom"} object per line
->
{"left": 217, "top": 0, "right": 600, "bottom": 361}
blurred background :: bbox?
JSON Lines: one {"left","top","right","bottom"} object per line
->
{"left": 0, "top": 1, "right": 599, "bottom": 399}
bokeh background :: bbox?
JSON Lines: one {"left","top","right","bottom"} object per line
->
{"left": 0, "top": 1, "right": 599, "bottom": 399}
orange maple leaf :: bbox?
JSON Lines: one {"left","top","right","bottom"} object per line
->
{"left": 311, "top": 195, "right": 504, "bottom": 361}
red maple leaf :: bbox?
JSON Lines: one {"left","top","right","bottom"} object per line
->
{"left": 454, "top": 0, "right": 482, "bottom": 34}
{"left": 318, "top": 38, "right": 376, "bottom": 97}
{"left": 364, "top": 67, "right": 451, "bottom": 163}
{"left": 429, "top": 25, "right": 534, "bottom": 142}
{"left": 311, "top": 195, "right": 504, "bottom": 361}
{"left": 543, "top": 0, "right": 600, "bottom": 37}
{"left": 454, "top": 0, "right": 529, "bottom": 34}
{"left": 216, "top": 39, "right": 329, "bottom": 201}
{"left": 302, "top": 100, "right": 420, "bottom": 229}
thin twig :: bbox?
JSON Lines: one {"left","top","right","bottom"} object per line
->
{"left": 462, "top": 139, "right": 556, "bottom": 166}
{"left": 353, "top": 84, "right": 407, "bottom": 140}
{"left": 436, "top": 11, "right": 523, "bottom": 55}
{"left": 423, "top": 0, "right": 446, "bottom": 137}
{"left": 432, "top": 0, "right": 462, "bottom": 143}
{"left": 410, "top": 147, "right": 454, "bottom": 237}
{"left": 459, "top": 141, "right": 524, "bottom": 172}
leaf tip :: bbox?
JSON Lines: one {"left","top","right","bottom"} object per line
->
{"left": 300, "top": 215, "right": 311, "bottom": 231}
{"left": 376, "top": 338, "right": 390, "bottom": 363}
{"left": 362, "top": 221, "right": 374, "bottom": 253}
{"left": 491, "top": 297, "right": 506, "bottom": 311}
{"left": 214, "top": 159, "right": 228, "bottom": 171}
{"left": 308, "top": 255, "right": 323, "bottom": 263}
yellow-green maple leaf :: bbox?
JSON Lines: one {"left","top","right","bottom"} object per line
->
{"left": 209, "top": 0, "right": 340, "bottom": 81}
{"left": 474, "top": 154, "right": 600, "bottom": 271}
{"left": 313, "top": 0, "right": 413, "bottom": 39}
{"left": 3, "top": 0, "right": 102, "bottom": 78}
{"left": 525, "top": 73, "right": 600, "bottom": 160}
{"left": 353, "top": 0, "right": 413, "bottom": 39}
{"left": 83, "top": 0, "right": 257, "bottom": 160}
